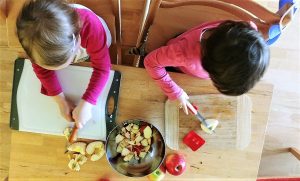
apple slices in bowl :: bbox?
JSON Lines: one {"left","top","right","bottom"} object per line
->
{"left": 115, "top": 123, "right": 153, "bottom": 162}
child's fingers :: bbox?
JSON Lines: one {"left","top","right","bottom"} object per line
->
{"left": 183, "top": 103, "right": 189, "bottom": 115}
{"left": 64, "top": 113, "right": 73, "bottom": 122}
{"left": 75, "top": 121, "right": 83, "bottom": 129}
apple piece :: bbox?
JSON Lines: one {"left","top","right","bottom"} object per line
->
{"left": 125, "top": 132, "right": 130, "bottom": 138}
{"left": 90, "top": 150, "right": 105, "bottom": 161}
{"left": 135, "top": 135, "right": 144, "bottom": 143}
{"left": 147, "top": 165, "right": 166, "bottom": 181}
{"left": 133, "top": 124, "right": 139, "bottom": 130}
{"left": 68, "top": 159, "right": 80, "bottom": 171}
{"left": 139, "top": 151, "right": 147, "bottom": 159}
{"left": 74, "top": 154, "right": 87, "bottom": 165}
{"left": 131, "top": 129, "right": 139, "bottom": 134}
{"left": 121, "top": 147, "right": 130, "bottom": 156}
{"left": 120, "top": 140, "right": 129, "bottom": 147}
{"left": 126, "top": 124, "right": 132, "bottom": 132}
{"left": 67, "top": 142, "right": 87, "bottom": 155}
{"left": 63, "top": 127, "right": 72, "bottom": 140}
{"left": 115, "top": 134, "right": 125, "bottom": 144}
{"left": 127, "top": 140, "right": 135, "bottom": 145}
{"left": 201, "top": 119, "right": 219, "bottom": 134}
{"left": 116, "top": 145, "right": 123, "bottom": 153}
{"left": 123, "top": 153, "right": 134, "bottom": 161}
{"left": 144, "top": 145, "right": 150, "bottom": 152}
{"left": 141, "top": 139, "right": 149, "bottom": 146}
{"left": 86, "top": 141, "right": 105, "bottom": 161}
{"left": 147, "top": 138, "right": 151, "bottom": 145}
{"left": 165, "top": 153, "right": 186, "bottom": 176}
{"left": 67, "top": 152, "right": 74, "bottom": 160}
{"left": 143, "top": 126, "right": 152, "bottom": 139}
{"left": 130, "top": 132, "right": 135, "bottom": 140}
{"left": 121, "top": 127, "right": 126, "bottom": 133}
{"left": 91, "top": 147, "right": 105, "bottom": 161}
{"left": 86, "top": 141, "right": 104, "bottom": 155}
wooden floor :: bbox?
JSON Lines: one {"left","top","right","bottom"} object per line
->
{"left": 254, "top": 1, "right": 300, "bottom": 177}
{"left": 1, "top": 1, "right": 300, "bottom": 180}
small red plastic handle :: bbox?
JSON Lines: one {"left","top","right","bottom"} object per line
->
{"left": 187, "top": 103, "right": 199, "bottom": 114}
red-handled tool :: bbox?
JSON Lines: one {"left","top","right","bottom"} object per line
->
{"left": 186, "top": 101, "right": 209, "bottom": 128}
{"left": 69, "top": 113, "right": 79, "bottom": 143}
{"left": 69, "top": 126, "right": 79, "bottom": 143}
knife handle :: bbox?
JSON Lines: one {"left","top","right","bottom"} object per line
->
{"left": 69, "top": 126, "right": 79, "bottom": 143}
{"left": 186, "top": 101, "right": 198, "bottom": 114}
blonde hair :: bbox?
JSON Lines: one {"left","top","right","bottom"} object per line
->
{"left": 16, "top": 0, "right": 81, "bottom": 67}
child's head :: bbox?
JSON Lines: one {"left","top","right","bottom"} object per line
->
{"left": 201, "top": 20, "right": 270, "bottom": 96}
{"left": 16, "top": 0, "right": 81, "bottom": 70}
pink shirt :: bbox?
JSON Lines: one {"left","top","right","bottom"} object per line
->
{"left": 32, "top": 8, "right": 111, "bottom": 105}
{"left": 144, "top": 21, "right": 222, "bottom": 100}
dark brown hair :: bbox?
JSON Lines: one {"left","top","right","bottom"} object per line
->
{"left": 202, "top": 21, "right": 270, "bottom": 95}
{"left": 16, "top": 0, "right": 81, "bottom": 67}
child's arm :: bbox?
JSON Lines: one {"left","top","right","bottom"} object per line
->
{"left": 144, "top": 42, "right": 187, "bottom": 100}
{"left": 32, "top": 63, "right": 62, "bottom": 96}
{"left": 71, "top": 13, "right": 111, "bottom": 128}
{"left": 81, "top": 14, "right": 111, "bottom": 105}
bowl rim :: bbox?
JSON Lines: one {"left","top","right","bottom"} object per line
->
{"left": 104, "top": 119, "right": 166, "bottom": 177}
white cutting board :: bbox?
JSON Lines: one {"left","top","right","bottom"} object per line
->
{"left": 16, "top": 59, "right": 114, "bottom": 140}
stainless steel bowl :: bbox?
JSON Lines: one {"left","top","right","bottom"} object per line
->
{"left": 105, "top": 119, "right": 165, "bottom": 177}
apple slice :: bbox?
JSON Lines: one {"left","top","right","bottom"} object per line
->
{"left": 139, "top": 152, "right": 147, "bottom": 159}
{"left": 116, "top": 145, "right": 123, "bottom": 153}
{"left": 135, "top": 135, "right": 144, "bottom": 143}
{"left": 121, "top": 148, "right": 130, "bottom": 156}
{"left": 73, "top": 154, "right": 87, "bottom": 165}
{"left": 127, "top": 140, "right": 135, "bottom": 145}
{"left": 68, "top": 159, "right": 80, "bottom": 171}
{"left": 144, "top": 145, "right": 150, "bottom": 152}
{"left": 141, "top": 139, "right": 149, "bottom": 146}
{"left": 125, "top": 132, "right": 130, "bottom": 138}
{"left": 143, "top": 126, "right": 152, "bottom": 139}
{"left": 115, "top": 134, "right": 125, "bottom": 144}
{"left": 133, "top": 124, "right": 139, "bottom": 130}
{"left": 147, "top": 138, "right": 151, "bottom": 145}
{"left": 67, "top": 142, "right": 87, "bottom": 155}
{"left": 201, "top": 119, "right": 219, "bottom": 134}
{"left": 123, "top": 153, "right": 134, "bottom": 161}
{"left": 126, "top": 124, "right": 133, "bottom": 131}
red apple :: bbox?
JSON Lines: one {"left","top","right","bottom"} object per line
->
{"left": 147, "top": 165, "right": 166, "bottom": 181}
{"left": 165, "top": 153, "right": 186, "bottom": 176}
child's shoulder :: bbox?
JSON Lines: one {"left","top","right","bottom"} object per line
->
{"left": 75, "top": 7, "right": 98, "bottom": 23}
{"left": 167, "top": 21, "right": 223, "bottom": 45}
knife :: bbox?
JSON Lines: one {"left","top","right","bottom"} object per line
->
{"left": 186, "top": 100, "right": 209, "bottom": 128}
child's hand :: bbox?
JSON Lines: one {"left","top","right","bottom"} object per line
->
{"left": 72, "top": 99, "right": 93, "bottom": 129}
{"left": 53, "top": 92, "right": 75, "bottom": 121}
{"left": 177, "top": 91, "right": 190, "bottom": 115}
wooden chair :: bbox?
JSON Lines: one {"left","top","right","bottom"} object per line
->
{"left": 132, "top": 0, "right": 298, "bottom": 67}
{"left": 6, "top": 0, "right": 122, "bottom": 64}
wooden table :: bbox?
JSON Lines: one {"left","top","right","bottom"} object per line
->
{"left": 8, "top": 64, "right": 273, "bottom": 181}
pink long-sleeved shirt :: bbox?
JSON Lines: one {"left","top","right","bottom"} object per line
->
{"left": 32, "top": 8, "right": 111, "bottom": 105}
{"left": 144, "top": 21, "right": 222, "bottom": 100}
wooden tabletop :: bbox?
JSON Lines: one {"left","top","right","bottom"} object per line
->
{"left": 8, "top": 64, "right": 273, "bottom": 181}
